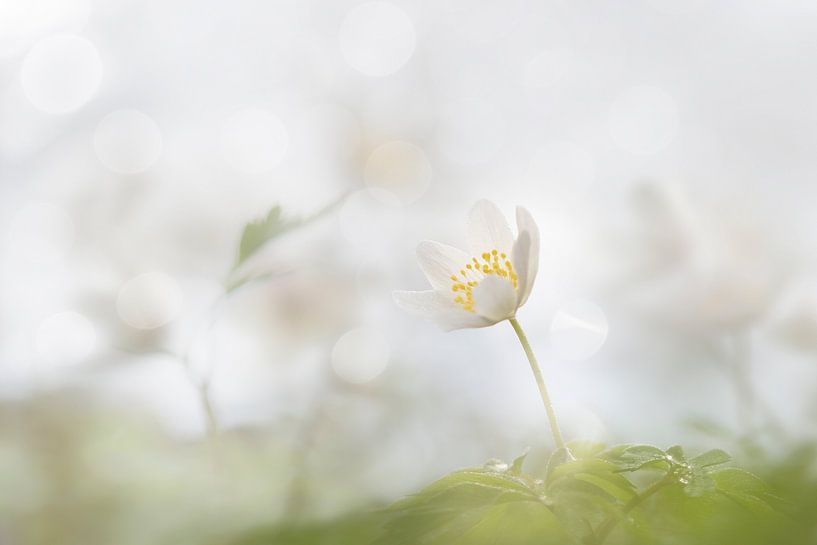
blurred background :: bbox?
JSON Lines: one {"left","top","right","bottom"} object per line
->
{"left": 2, "top": 0, "right": 817, "bottom": 543}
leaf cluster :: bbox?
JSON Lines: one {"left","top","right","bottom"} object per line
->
{"left": 376, "top": 442, "right": 792, "bottom": 545}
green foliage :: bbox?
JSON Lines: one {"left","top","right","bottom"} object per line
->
{"left": 231, "top": 513, "right": 381, "bottom": 545}
{"left": 508, "top": 447, "right": 530, "bottom": 475}
{"left": 375, "top": 443, "right": 798, "bottom": 545}
{"left": 375, "top": 466, "right": 568, "bottom": 545}
{"left": 607, "top": 444, "right": 668, "bottom": 472}
{"left": 226, "top": 195, "right": 345, "bottom": 292}
{"left": 691, "top": 448, "right": 732, "bottom": 469}
{"left": 234, "top": 205, "right": 299, "bottom": 270}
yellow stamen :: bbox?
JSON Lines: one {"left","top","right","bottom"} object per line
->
{"left": 449, "top": 247, "right": 519, "bottom": 312}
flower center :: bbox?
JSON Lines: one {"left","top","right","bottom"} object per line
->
{"left": 449, "top": 249, "right": 518, "bottom": 312}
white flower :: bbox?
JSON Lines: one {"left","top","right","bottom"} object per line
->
{"left": 394, "top": 200, "right": 540, "bottom": 331}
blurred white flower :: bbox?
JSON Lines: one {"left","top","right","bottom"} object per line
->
{"left": 768, "top": 279, "right": 817, "bottom": 354}
{"left": 607, "top": 182, "right": 784, "bottom": 333}
{"left": 394, "top": 200, "right": 539, "bottom": 331}
{"left": 774, "top": 303, "right": 817, "bottom": 354}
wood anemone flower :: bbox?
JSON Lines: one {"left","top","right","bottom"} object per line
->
{"left": 394, "top": 200, "right": 540, "bottom": 331}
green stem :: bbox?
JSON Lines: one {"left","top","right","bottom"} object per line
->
{"left": 508, "top": 317, "right": 565, "bottom": 450}
{"left": 594, "top": 475, "right": 671, "bottom": 544}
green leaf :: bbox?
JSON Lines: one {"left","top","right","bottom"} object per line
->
{"left": 666, "top": 445, "right": 685, "bottom": 461}
{"left": 574, "top": 472, "right": 637, "bottom": 502}
{"left": 546, "top": 460, "right": 636, "bottom": 543}
{"left": 720, "top": 490, "right": 778, "bottom": 516}
{"left": 390, "top": 470, "right": 537, "bottom": 509}
{"left": 600, "top": 444, "right": 632, "bottom": 459}
{"left": 377, "top": 468, "right": 569, "bottom": 545}
{"left": 623, "top": 445, "right": 666, "bottom": 459}
{"left": 508, "top": 448, "right": 530, "bottom": 476}
{"left": 610, "top": 445, "right": 668, "bottom": 473}
{"left": 226, "top": 195, "right": 347, "bottom": 292}
{"left": 682, "top": 466, "right": 716, "bottom": 497}
{"left": 547, "top": 457, "right": 637, "bottom": 512}
{"left": 710, "top": 468, "right": 769, "bottom": 497}
{"left": 448, "top": 502, "right": 566, "bottom": 545}
{"left": 565, "top": 440, "right": 605, "bottom": 459}
{"left": 549, "top": 488, "right": 611, "bottom": 543}
{"left": 548, "top": 458, "right": 622, "bottom": 484}
{"left": 689, "top": 448, "right": 731, "bottom": 469}
{"left": 671, "top": 447, "right": 730, "bottom": 497}
{"left": 234, "top": 205, "right": 299, "bottom": 269}
{"left": 545, "top": 447, "right": 573, "bottom": 481}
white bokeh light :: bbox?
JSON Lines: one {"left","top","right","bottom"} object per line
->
{"left": 116, "top": 272, "right": 183, "bottom": 330}
{"left": 364, "top": 141, "right": 432, "bottom": 205}
{"left": 339, "top": 1, "right": 416, "bottom": 77}
{"left": 6, "top": 202, "right": 74, "bottom": 264}
{"left": 221, "top": 108, "right": 289, "bottom": 174}
{"left": 527, "top": 141, "right": 595, "bottom": 200}
{"left": 20, "top": 33, "right": 102, "bottom": 114}
{"left": 93, "top": 110, "right": 163, "bottom": 174}
{"left": 437, "top": 98, "right": 506, "bottom": 165}
{"left": 550, "top": 299, "right": 609, "bottom": 361}
{"left": 331, "top": 327, "right": 390, "bottom": 384}
{"left": 609, "top": 85, "right": 679, "bottom": 155}
{"left": 35, "top": 311, "right": 96, "bottom": 367}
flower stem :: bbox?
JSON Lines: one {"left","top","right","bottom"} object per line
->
{"left": 509, "top": 317, "right": 565, "bottom": 450}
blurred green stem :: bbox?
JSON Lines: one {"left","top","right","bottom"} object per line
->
{"left": 729, "top": 332, "right": 787, "bottom": 441}
{"left": 509, "top": 317, "right": 565, "bottom": 450}
{"left": 199, "top": 381, "right": 219, "bottom": 442}
{"left": 284, "top": 370, "right": 335, "bottom": 518}
{"left": 186, "top": 296, "right": 226, "bottom": 422}
{"left": 225, "top": 191, "right": 350, "bottom": 292}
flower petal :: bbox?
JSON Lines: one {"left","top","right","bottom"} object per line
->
{"left": 393, "top": 289, "right": 492, "bottom": 331}
{"left": 416, "top": 241, "right": 471, "bottom": 291}
{"left": 515, "top": 206, "right": 540, "bottom": 305}
{"left": 467, "top": 200, "right": 514, "bottom": 255}
{"left": 433, "top": 309, "right": 495, "bottom": 331}
{"left": 512, "top": 231, "right": 531, "bottom": 306}
{"left": 393, "top": 289, "right": 455, "bottom": 316}
{"left": 472, "top": 275, "right": 518, "bottom": 322}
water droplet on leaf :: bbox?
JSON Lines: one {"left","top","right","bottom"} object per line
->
{"left": 483, "top": 459, "right": 508, "bottom": 473}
